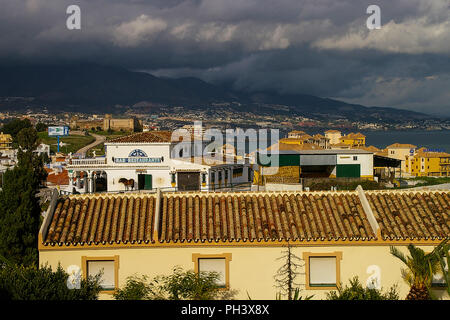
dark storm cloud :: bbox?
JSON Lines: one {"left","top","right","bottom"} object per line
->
{"left": 0, "top": 0, "right": 449, "bottom": 115}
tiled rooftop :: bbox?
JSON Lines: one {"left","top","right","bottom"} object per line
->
{"left": 159, "top": 193, "right": 374, "bottom": 242}
{"left": 386, "top": 143, "right": 417, "bottom": 149}
{"left": 45, "top": 195, "right": 157, "bottom": 245}
{"left": 107, "top": 131, "right": 179, "bottom": 143}
{"left": 41, "top": 190, "right": 450, "bottom": 247}
{"left": 342, "top": 132, "right": 366, "bottom": 139}
{"left": 367, "top": 191, "right": 449, "bottom": 240}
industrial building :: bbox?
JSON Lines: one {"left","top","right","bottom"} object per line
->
{"left": 256, "top": 149, "right": 374, "bottom": 182}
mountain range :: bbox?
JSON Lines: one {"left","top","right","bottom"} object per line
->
{"left": 0, "top": 64, "right": 434, "bottom": 122}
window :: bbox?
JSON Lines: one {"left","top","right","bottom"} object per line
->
{"left": 353, "top": 156, "right": 358, "bottom": 161}
{"left": 82, "top": 256, "right": 119, "bottom": 292}
{"left": 303, "top": 252, "right": 342, "bottom": 290}
{"left": 192, "top": 253, "right": 232, "bottom": 288}
{"left": 202, "top": 173, "right": 206, "bottom": 184}
{"left": 233, "top": 167, "right": 243, "bottom": 177}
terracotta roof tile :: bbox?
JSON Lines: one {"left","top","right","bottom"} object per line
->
{"left": 108, "top": 131, "right": 180, "bottom": 143}
{"left": 386, "top": 143, "right": 417, "bottom": 149}
{"left": 366, "top": 191, "right": 449, "bottom": 240}
{"left": 42, "top": 190, "right": 450, "bottom": 246}
{"left": 45, "top": 195, "right": 157, "bottom": 245}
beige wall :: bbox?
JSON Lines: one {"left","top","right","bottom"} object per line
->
{"left": 325, "top": 132, "right": 341, "bottom": 145}
{"left": 387, "top": 148, "right": 415, "bottom": 175}
{"left": 40, "top": 244, "right": 449, "bottom": 300}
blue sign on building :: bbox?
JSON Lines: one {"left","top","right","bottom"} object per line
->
{"left": 424, "top": 148, "right": 445, "bottom": 153}
{"left": 129, "top": 149, "right": 148, "bottom": 157}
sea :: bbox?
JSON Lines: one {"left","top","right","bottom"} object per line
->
{"left": 217, "top": 129, "right": 450, "bottom": 154}
{"left": 359, "top": 130, "right": 450, "bottom": 152}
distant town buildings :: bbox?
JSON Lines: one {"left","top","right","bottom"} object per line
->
{"left": 69, "top": 114, "right": 142, "bottom": 132}
{"left": 278, "top": 129, "right": 450, "bottom": 179}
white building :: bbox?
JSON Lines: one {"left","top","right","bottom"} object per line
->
{"left": 67, "top": 131, "right": 253, "bottom": 194}
{"left": 256, "top": 149, "right": 374, "bottom": 180}
{"left": 34, "top": 143, "right": 50, "bottom": 158}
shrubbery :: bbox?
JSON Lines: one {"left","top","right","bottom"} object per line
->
{"left": 326, "top": 276, "right": 399, "bottom": 300}
{"left": 0, "top": 263, "right": 102, "bottom": 300}
{"left": 114, "top": 267, "right": 238, "bottom": 300}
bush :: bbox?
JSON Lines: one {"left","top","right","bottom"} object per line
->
{"left": 159, "top": 267, "right": 223, "bottom": 300}
{"left": 307, "top": 180, "right": 383, "bottom": 191}
{"left": 326, "top": 276, "right": 399, "bottom": 300}
{"left": 35, "top": 123, "right": 48, "bottom": 132}
{"left": 0, "top": 263, "right": 102, "bottom": 300}
{"left": 114, "top": 267, "right": 238, "bottom": 300}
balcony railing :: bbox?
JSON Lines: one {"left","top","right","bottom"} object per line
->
{"left": 69, "top": 158, "right": 107, "bottom": 166}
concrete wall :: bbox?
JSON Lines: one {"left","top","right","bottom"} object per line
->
{"left": 39, "top": 244, "right": 449, "bottom": 300}
{"left": 387, "top": 148, "right": 415, "bottom": 175}
{"left": 334, "top": 153, "right": 373, "bottom": 178}
{"left": 265, "top": 183, "right": 303, "bottom": 192}
{"left": 106, "top": 168, "right": 171, "bottom": 191}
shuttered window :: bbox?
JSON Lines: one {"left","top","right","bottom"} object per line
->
{"left": 87, "top": 260, "right": 115, "bottom": 290}
{"left": 309, "top": 257, "right": 337, "bottom": 287}
{"left": 198, "top": 258, "right": 226, "bottom": 287}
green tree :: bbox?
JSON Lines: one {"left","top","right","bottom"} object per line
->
{"left": 0, "top": 260, "right": 102, "bottom": 300}
{"left": 35, "top": 123, "right": 48, "bottom": 132}
{"left": 390, "top": 244, "right": 443, "bottom": 300}
{"left": 114, "top": 267, "right": 238, "bottom": 300}
{"left": 159, "top": 266, "right": 223, "bottom": 300}
{"left": 326, "top": 276, "right": 399, "bottom": 300}
{"left": 430, "top": 239, "right": 449, "bottom": 296}
{"left": 113, "top": 275, "right": 154, "bottom": 300}
{"left": 0, "top": 127, "right": 47, "bottom": 266}
{"left": 1, "top": 118, "right": 32, "bottom": 141}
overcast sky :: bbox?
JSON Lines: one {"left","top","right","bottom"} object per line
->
{"left": 1, "top": 0, "right": 449, "bottom": 115}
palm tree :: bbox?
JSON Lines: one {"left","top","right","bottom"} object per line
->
{"left": 430, "top": 240, "right": 449, "bottom": 296}
{"left": 390, "top": 244, "right": 441, "bottom": 300}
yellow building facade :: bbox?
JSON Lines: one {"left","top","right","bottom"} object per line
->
{"left": 340, "top": 133, "right": 366, "bottom": 147}
{"left": 386, "top": 143, "right": 417, "bottom": 176}
{"left": 0, "top": 132, "right": 12, "bottom": 150}
{"left": 409, "top": 149, "right": 450, "bottom": 177}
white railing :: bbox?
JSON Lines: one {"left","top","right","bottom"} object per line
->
{"left": 69, "top": 158, "right": 107, "bottom": 166}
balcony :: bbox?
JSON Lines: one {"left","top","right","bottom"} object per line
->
{"left": 69, "top": 158, "right": 107, "bottom": 166}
